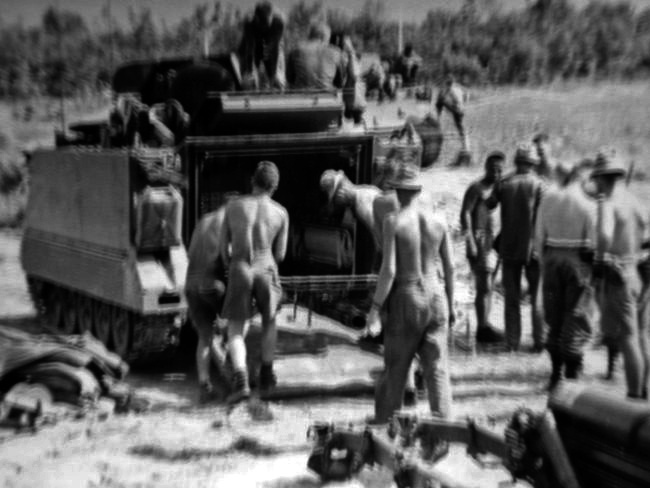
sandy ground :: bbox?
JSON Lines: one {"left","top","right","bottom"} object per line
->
{"left": 0, "top": 178, "right": 630, "bottom": 488}
{"left": 1, "top": 87, "right": 647, "bottom": 487}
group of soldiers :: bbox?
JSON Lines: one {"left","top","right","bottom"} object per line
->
{"left": 236, "top": 2, "right": 365, "bottom": 123}
{"left": 181, "top": 1, "right": 650, "bottom": 425}
{"left": 320, "top": 130, "right": 650, "bottom": 428}
{"left": 462, "top": 138, "right": 650, "bottom": 400}
{"left": 183, "top": 127, "right": 649, "bottom": 431}
{"left": 185, "top": 161, "right": 288, "bottom": 404}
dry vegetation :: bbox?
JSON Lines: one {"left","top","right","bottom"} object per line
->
{"left": 0, "top": 82, "right": 649, "bottom": 487}
{"left": 1, "top": 80, "right": 649, "bottom": 227}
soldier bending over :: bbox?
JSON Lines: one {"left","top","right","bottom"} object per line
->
{"left": 220, "top": 161, "right": 289, "bottom": 403}
{"left": 185, "top": 202, "right": 232, "bottom": 403}
{"left": 366, "top": 164, "right": 455, "bottom": 426}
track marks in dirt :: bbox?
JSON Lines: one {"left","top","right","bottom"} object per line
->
{"left": 130, "top": 434, "right": 305, "bottom": 462}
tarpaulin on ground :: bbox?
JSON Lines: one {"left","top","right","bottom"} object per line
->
{"left": 0, "top": 327, "right": 128, "bottom": 399}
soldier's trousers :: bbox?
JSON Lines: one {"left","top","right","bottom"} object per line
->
{"left": 542, "top": 249, "right": 593, "bottom": 362}
{"left": 502, "top": 258, "right": 545, "bottom": 350}
{"left": 375, "top": 278, "right": 452, "bottom": 423}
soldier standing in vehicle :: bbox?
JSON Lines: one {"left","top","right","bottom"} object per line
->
{"left": 591, "top": 151, "right": 650, "bottom": 399}
{"left": 394, "top": 43, "right": 422, "bottom": 88}
{"left": 486, "top": 144, "right": 546, "bottom": 352}
{"left": 534, "top": 160, "right": 596, "bottom": 389}
{"left": 367, "top": 163, "right": 455, "bottom": 426}
{"left": 185, "top": 201, "right": 232, "bottom": 403}
{"left": 460, "top": 151, "right": 505, "bottom": 344}
{"left": 238, "top": 2, "right": 286, "bottom": 90}
{"left": 220, "top": 161, "right": 289, "bottom": 403}
{"left": 286, "top": 23, "right": 352, "bottom": 91}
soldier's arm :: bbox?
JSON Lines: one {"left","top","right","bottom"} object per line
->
{"left": 485, "top": 179, "right": 501, "bottom": 210}
{"left": 266, "top": 13, "right": 286, "bottom": 82}
{"left": 440, "top": 226, "right": 455, "bottom": 327}
{"left": 435, "top": 91, "right": 444, "bottom": 117}
{"left": 219, "top": 206, "right": 232, "bottom": 268}
{"left": 369, "top": 214, "right": 397, "bottom": 312}
{"left": 533, "top": 198, "right": 547, "bottom": 264}
{"left": 460, "top": 184, "right": 478, "bottom": 256}
{"left": 273, "top": 208, "right": 289, "bottom": 264}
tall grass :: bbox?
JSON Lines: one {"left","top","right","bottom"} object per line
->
{"left": 468, "top": 82, "right": 650, "bottom": 175}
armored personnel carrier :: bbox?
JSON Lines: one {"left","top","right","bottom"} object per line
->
{"left": 22, "top": 56, "right": 441, "bottom": 361}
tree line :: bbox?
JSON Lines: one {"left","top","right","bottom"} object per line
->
{"left": 0, "top": 0, "right": 649, "bottom": 99}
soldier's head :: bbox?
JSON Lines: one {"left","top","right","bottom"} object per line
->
{"left": 404, "top": 43, "right": 414, "bottom": 57}
{"left": 389, "top": 163, "right": 422, "bottom": 206}
{"left": 254, "top": 1, "right": 274, "bottom": 27}
{"left": 484, "top": 151, "right": 505, "bottom": 183}
{"left": 553, "top": 161, "right": 575, "bottom": 187}
{"left": 591, "top": 150, "right": 625, "bottom": 197}
{"left": 532, "top": 132, "right": 550, "bottom": 154}
{"left": 252, "top": 160, "right": 280, "bottom": 195}
{"left": 308, "top": 22, "right": 331, "bottom": 43}
{"left": 514, "top": 143, "right": 540, "bottom": 174}
{"left": 320, "top": 169, "right": 354, "bottom": 208}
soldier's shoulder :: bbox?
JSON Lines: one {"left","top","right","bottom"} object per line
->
{"left": 271, "top": 199, "right": 289, "bottom": 216}
{"left": 199, "top": 208, "right": 225, "bottom": 225}
{"left": 464, "top": 179, "right": 484, "bottom": 194}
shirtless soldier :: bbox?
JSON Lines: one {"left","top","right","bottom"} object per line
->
{"left": 460, "top": 151, "right": 505, "bottom": 344}
{"left": 366, "top": 163, "right": 455, "bottom": 427}
{"left": 220, "top": 161, "right": 289, "bottom": 403}
{"left": 185, "top": 203, "right": 229, "bottom": 403}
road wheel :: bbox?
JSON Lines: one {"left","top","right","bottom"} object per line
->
{"left": 77, "top": 295, "right": 93, "bottom": 334}
{"left": 60, "top": 289, "right": 78, "bottom": 334}
{"left": 93, "top": 301, "right": 112, "bottom": 346}
{"left": 44, "top": 285, "right": 65, "bottom": 331}
{"left": 26, "top": 276, "right": 46, "bottom": 315}
{"left": 111, "top": 307, "right": 131, "bottom": 359}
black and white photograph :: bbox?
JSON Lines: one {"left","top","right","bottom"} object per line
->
{"left": 0, "top": 0, "right": 649, "bottom": 486}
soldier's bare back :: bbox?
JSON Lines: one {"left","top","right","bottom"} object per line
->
{"left": 224, "top": 194, "right": 288, "bottom": 264}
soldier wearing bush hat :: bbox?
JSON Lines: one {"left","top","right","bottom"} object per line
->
{"left": 591, "top": 149, "right": 627, "bottom": 178}
{"left": 591, "top": 148, "right": 650, "bottom": 400}
{"left": 486, "top": 142, "right": 546, "bottom": 352}
{"left": 534, "top": 156, "right": 598, "bottom": 389}
{"left": 367, "top": 156, "right": 454, "bottom": 429}
{"left": 514, "top": 143, "right": 541, "bottom": 167}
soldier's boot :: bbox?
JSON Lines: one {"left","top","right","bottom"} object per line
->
{"left": 198, "top": 382, "right": 215, "bottom": 405}
{"left": 227, "top": 369, "right": 250, "bottom": 405}
{"left": 403, "top": 389, "right": 417, "bottom": 407}
{"left": 259, "top": 363, "right": 277, "bottom": 392}
{"left": 606, "top": 346, "right": 620, "bottom": 380}
{"left": 548, "top": 354, "right": 564, "bottom": 391}
{"left": 564, "top": 356, "right": 583, "bottom": 380}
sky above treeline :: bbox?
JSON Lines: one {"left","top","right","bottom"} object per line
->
{"left": 3, "top": 0, "right": 521, "bottom": 27}
{"left": 2, "top": 0, "right": 646, "bottom": 28}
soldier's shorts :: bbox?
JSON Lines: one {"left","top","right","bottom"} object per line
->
{"left": 222, "top": 252, "right": 282, "bottom": 322}
{"left": 186, "top": 282, "right": 226, "bottom": 339}
{"left": 600, "top": 266, "right": 642, "bottom": 343}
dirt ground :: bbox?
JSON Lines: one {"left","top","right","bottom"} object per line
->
{"left": 1, "top": 86, "right": 647, "bottom": 487}
{"left": 0, "top": 171, "right": 629, "bottom": 488}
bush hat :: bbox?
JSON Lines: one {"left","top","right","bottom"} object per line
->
{"left": 320, "top": 170, "right": 346, "bottom": 202}
{"left": 514, "top": 143, "right": 540, "bottom": 166}
{"left": 388, "top": 162, "right": 423, "bottom": 191}
{"left": 591, "top": 150, "right": 626, "bottom": 178}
